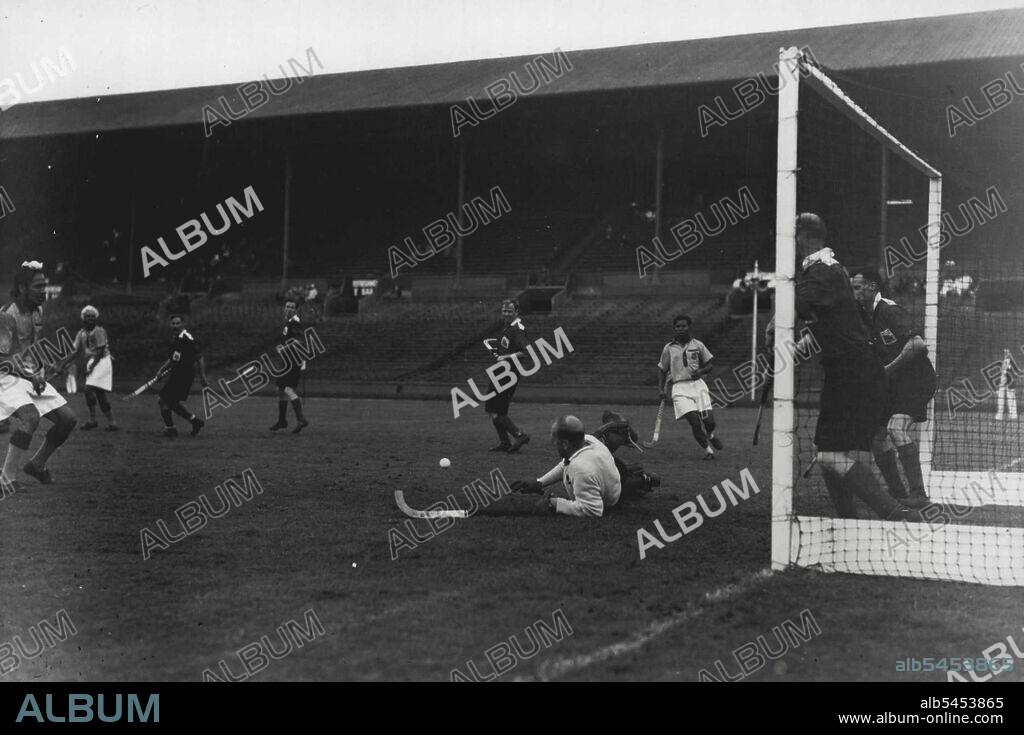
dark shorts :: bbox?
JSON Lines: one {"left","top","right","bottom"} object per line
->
{"left": 276, "top": 366, "right": 302, "bottom": 390}
{"left": 815, "top": 353, "right": 888, "bottom": 452}
{"left": 886, "top": 362, "right": 937, "bottom": 423}
{"left": 159, "top": 372, "right": 195, "bottom": 404}
{"left": 484, "top": 380, "right": 518, "bottom": 415}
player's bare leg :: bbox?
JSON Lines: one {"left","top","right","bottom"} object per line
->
{"left": 890, "top": 415, "right": 929, "bottom": 507}
{"left": 701, "top": 408, "right": 723, "bottom": 451}
{"left": 684, "top": 411, "right": 714, "bottom": 459}
{"left": 82, "top": 387, "right": 100, "bottom": 429}
{"left": 23, "top": 404, "right": 77, "bottom": 484}
{"left": 2, "top": 405, "right": 41, "bottom": 485}
{"left": 96, "top": 389, "right": 118, "bottom": 430}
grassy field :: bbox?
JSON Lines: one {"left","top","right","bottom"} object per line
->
{"left": 0, "top": 395, "right": 1021, "bottom": 682}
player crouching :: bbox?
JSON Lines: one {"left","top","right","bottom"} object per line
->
{"left": 510, "top": 414, "right": 657, "bottom": 517}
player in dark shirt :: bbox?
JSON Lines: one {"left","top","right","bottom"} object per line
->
{"left": 486, "top": 299, "right": 531, "bottom": 453}
{"left": 268, "top": 299, "right": 309, "bottom": 434}
{"left": 794, "top": 213, "right": 920, "bottom": 521}
{"left": 852, "top": 269, "right": 936, "bottom": 507}
{"left": 152, "top": 314, "right": 209, "bottom": 437}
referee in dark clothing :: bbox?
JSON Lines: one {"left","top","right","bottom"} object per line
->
{"left": 486, "top": 299, "right": 531, "bottom": 453}
{"left": 794, "top": 213, "right": 921, "bottom": 521}
{"left": 852, "top": 269, "right": 936, "bottom": 508}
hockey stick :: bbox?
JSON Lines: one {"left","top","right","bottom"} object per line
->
{"left": 394, "top": 490, "right": 468, "bottom": 519}
{"left": 122, "top": 371, "right": 167, "bottom": 401}
{"left": 642, "top": 398, "right": 665, "bottom": 449}
{"left": 752, "top": 371, "right": 773, "bottom": 445}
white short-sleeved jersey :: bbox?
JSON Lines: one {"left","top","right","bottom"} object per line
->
{"left": 658, "top": 338, "right": 713, "bottom": 382}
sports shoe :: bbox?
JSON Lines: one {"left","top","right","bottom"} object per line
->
{"left": 508, "top": 433, "right": 531, "bottom": 454}
{"left": 703, "top": 449, "right": 715, "bottom": 461}
{"left": 105, "top": 424, "right": 120, "bottom": 432}
{"left": 489, "top": 442, "right": 511, "bottom": 452}
{"left": 23, "top": 461, "right": 53, "bottom": 485}
{"left": 269, "top": 422, "right": 288, "bottom": 431}
{"left": 292, "top": 419, "right": 309, "bottom": 434}
{"left": 709, "top": 434, "right": 723, "bottom": 450}
{"left": 81, "top": 421, "right": 99, "bottom": 430}
{"left": 190, "top": 418, "right": 204, "bottom": 437}
{"left": 163, "top": 427, "right": 178, "bottom": 438}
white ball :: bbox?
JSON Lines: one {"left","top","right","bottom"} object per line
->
{"left": 439, "top": 458, "right": 451, "bottom": 468}
{"left": 352, "top": 563, "right": 357, "bottom": 568}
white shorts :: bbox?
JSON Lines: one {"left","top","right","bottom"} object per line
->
{"left": 0, "top": 376, "right": 68, "bottom": 421}
{"left": 85, "top": 355, "right": 114, "bottom": 392}
{"left": 672, "top": 379, "right": 712, "bottom": 419}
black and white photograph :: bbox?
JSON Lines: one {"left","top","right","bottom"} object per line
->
{"left": 1, "top": 0, "right": 1023, "bottom": 715}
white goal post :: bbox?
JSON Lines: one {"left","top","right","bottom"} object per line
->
{"left": 771, "top": 46, "right": 1024, "bottom": 586}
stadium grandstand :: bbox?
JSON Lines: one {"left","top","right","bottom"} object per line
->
{"left": 1, "top": 8, "right": 1022, "bottom": 400}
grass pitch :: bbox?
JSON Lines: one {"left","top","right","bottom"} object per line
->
{"left": 0, "top": 395, "right": 1020, "bottom": 682}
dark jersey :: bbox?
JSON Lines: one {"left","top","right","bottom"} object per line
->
{"left": 862, "top": 297, "right": 916, "bottom": 364}
{"left": 497, "top": 317, "right": 529, "bottom": 376}
{"left": 167, "top": 329, "right": 199, "bottom": 377}
{"left": 281, "top": 315, "right": 304, "bottom": 367}
{"left": 861, "top": 296, "right": 935, "bottom": 383}
{"left": 795, "top": 250, "right": 873, "bottom": 360}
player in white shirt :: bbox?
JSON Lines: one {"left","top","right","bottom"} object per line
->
{"left": 657, "top": 314, "right": 723, "bottom": 460}
{"left": 511, "top": 415, "right": 621, "bottom": 517}
{"left": 72, "top": 305, "right": 118, "bottom": 431}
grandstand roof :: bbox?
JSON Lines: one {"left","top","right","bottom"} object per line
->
{"left": 3, "top": 8, "right": 1024, "bottom": 139}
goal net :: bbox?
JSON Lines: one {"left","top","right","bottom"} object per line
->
{"left": 771, "top": 46, "right": 1024, "bottom": 586}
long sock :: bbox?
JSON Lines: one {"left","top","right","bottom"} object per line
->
{"left": 88, "top": 405, "right": 97, "bottom": 422}
{"left": 30, "top": 438, "right": 59, "bottom": 468}
{"left": 171, "top": 403, "right": 195, "bottom": 421}
{"left": 502, "top": 416, "right": 522, "bottom": 438}
{"left": 277, "top": 400, "right": 288, "bottom": 424}
{"left": 102, "top": 408, "right": 116, "bottom": 425}
{"left": 846, "top": 461, "right": 902, "bottom": 519}
{"left": 688, "top": 417, "right": 708, "bottom": 448}
{"left": 897, "top": 444, "right": 926, "bottom": 496}
{"left": 291, "top": 398, "right": 306, "bottom": 422}
{"left": 873, "top": 448, "right": 907, "bottom": 498}
{"left": 160, "top": 408, "right": 174, "bottom": 428}
{"left": 492, "top": 416, "right": 509, "bottom": 445}
{"left": 822, "top": 468, "right": 856, "bottom": 518}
